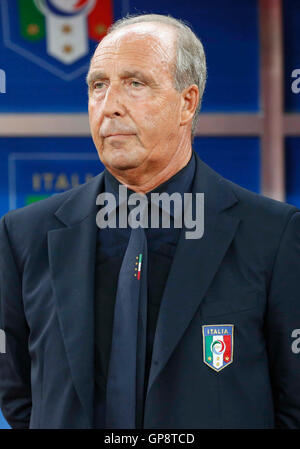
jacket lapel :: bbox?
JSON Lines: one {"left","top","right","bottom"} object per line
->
{"left": 48, "top": 172, "right": 104, "bottom": 427}
{"left": 146, "top": 154, "right": 240, "bottom": 397}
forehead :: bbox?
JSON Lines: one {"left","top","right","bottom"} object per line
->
{"left": 90, "top": 23, "right": 176, "bottom": 74}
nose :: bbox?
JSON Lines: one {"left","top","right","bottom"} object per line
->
{"left": 102, "top": 83, "right": 125, "bottom": 118}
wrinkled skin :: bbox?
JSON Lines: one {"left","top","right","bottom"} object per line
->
{"left": 87, "top": 22, "right": 199, "bottom": 193}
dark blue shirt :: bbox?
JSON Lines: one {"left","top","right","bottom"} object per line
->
{"left": 94, "top": 151, "right": 196, "bottom": 428}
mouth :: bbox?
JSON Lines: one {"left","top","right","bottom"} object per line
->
{"left": 105, "top": 134, "right": 134, "bottom": 138}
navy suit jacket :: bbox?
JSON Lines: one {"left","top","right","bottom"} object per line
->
{"left": 1, "top": 153, "right": 300, "bottom": 429}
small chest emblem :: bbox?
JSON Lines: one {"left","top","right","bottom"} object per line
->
{"left": 202, "top": 324, "right": 234, "bottom": 372}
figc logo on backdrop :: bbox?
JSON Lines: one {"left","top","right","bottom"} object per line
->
{"left": 1, "top": 0, "right": 113, "bottom": 80}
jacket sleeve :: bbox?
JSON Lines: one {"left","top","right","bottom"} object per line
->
{"left": 0, "top": 215, "right": 32, "bottom": 429}
{"left": 266, "top": 210, "right": 300, "bottom": 428}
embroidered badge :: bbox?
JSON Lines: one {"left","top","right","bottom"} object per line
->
{"left": 202, "top": 324, "right": 234, "bottom": 372}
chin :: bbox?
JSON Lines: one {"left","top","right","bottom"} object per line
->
{"left": 104, "top": 147, "right": 144, "bottom": 171}
{"left": 109, "top": 158, "right": 141, "bottom": 171}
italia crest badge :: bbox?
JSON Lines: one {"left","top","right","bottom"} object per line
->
{"left": 202, "top": 324, "right": 234, "bottom": 372}
{"left": 1, "top": 0, "right": 113, "bottom": 80}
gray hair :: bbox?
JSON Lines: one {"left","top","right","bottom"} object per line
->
{"left": 105, "top": 13, "right": 207, "bottom": 138}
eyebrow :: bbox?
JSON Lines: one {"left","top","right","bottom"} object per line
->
{"left": 86, "top": 70, "right": 106, "bottom": 86}
{"left": 86, "top": 69, "right": 154, "bottom": 86}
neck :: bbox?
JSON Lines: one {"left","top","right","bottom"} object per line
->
{"left": 106, "top": 141, "right": 192, "bottom": 194}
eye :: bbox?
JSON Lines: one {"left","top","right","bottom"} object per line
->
{"left": 130, "top": 80, "right": 144, "bottom": 88}
{"left": 93, "top": 81, "right": 105, "bottom": 90}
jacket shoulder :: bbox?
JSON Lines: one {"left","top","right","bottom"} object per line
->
{"left": 0, "top": 177, "right": 102, "bottom": 272}
{"left": 0, "top": 176, "right": 100, "bottom": 247}
{"left": 1, "top": 175, "right": 100, "bottom": 226}
{"left": 1, "top": 187, "right": 75, "bottom": 233}
{"left": 224, "top": 177, "right": 299, "bottom": 219}
{"left": 219, "top": 178, "right": 300, "bottom": 250}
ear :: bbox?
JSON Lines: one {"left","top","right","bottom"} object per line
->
{"left": 180, "top": 85, "right": 199, "bottom": 126}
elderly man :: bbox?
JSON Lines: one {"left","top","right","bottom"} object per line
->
{"left": 0, "top": 13, "right": 300, "bottom": 430}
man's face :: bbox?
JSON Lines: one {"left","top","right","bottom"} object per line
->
{"left": 87, "top": 23, "right": 184, "bottom": 175}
